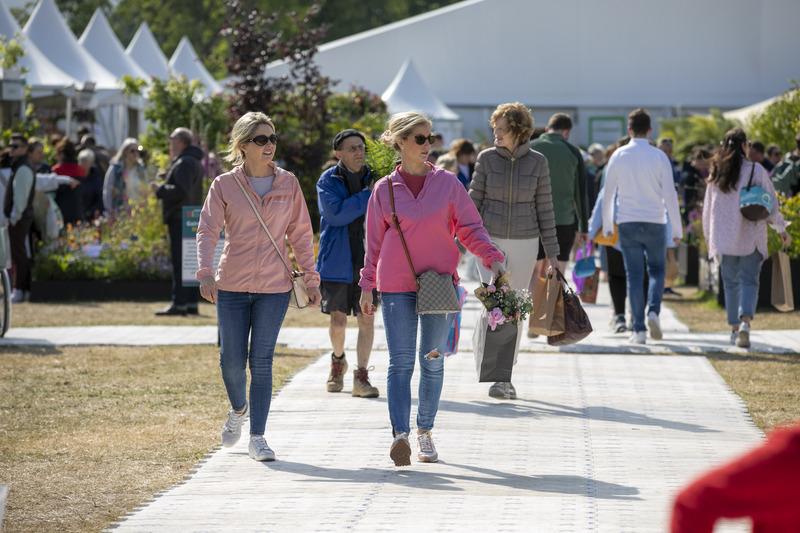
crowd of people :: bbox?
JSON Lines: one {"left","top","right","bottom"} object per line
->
{"left": 2, "top": 106, "right": 797, "bottom": 473}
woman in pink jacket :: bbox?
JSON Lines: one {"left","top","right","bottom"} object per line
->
{"left": 196, "top": 112, "right": 322, "bottom": 462}
{"left": 359, "top": 112, "right": 505, "bottom": 467}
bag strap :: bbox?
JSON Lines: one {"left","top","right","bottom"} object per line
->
{"left": 745, "top": 160, "right": 756, "bottom": 191}
{"left": 232, "top": 173, "right": 296, "bottom": 278}
{"left": 387, "top": 177, "right": 419, "bottom": 289}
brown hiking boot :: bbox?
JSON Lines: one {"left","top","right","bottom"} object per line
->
{"left": 326, "top": 353, "right": 348, "bottom": 392}
{"left": 352, "top": 367, "right": 380, "bottom": 398}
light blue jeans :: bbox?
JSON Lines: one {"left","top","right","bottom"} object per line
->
{"left": 618, "top": 222, "right": 667, "bottom": 332}
{"left": 217, "top": 289, "right": 290, "bottom": 436}
{"left": 720, "top": 250, "right": 762, "bottom": 326}
{"left": 381, "top": 292, "right": 451, "bottom": 436}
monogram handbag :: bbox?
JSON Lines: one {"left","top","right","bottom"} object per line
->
{"left": 233, "top": 174, "right": 310, "bottom": 309}
{"left": 387, "top": 178, "right": 460, "bottom": 315}
{"left": 739, "top": 162, "right": 772, "bottom": 221}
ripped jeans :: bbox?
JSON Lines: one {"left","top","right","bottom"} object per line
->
{"left": 381, "top": 291, "right": 451, "bottom": 436}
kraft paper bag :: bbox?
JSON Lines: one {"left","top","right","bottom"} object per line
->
{"left": 771, "top": 250, "right": 794, "bottom": 312}
{"left": 579, "top": 267, "right": 600, "bottom": 304}
{"left": 529, "top": 272, "right": 565, "bottom": 336}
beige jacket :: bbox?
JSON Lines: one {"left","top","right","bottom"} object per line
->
{"left": 196, "top": 163, "right": 320, "bottom": 294}
{"left": 469, "top": 145, "right": 559, "bottom": 258}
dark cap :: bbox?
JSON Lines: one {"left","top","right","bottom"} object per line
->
{"left": 333, "top": 129, "right": 366, "bottom": 151}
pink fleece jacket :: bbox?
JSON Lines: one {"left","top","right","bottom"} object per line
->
{"left": 359, "top": 165, "right": 504, "bottom": 293}
{"left": 196, "top": 163, "right": 320, "bottom": 293}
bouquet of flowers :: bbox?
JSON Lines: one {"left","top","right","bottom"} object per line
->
{"left": 473, "top": 273, "right": 533, "bottom": 331}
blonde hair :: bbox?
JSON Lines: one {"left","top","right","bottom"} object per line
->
{"left": 435, "top": 152, "right": 457, "bottom": 173}
{"left": 225, "top": 111, "right": 276, "bottom": 166}
{"left": 490, "top": 103, "right": 534, "bottom": 145}
{"left": 111, "top": 137, "right": 140, "bottom": 165}
{"left": 380, "top": 111, "right": 432, "bottom": 152}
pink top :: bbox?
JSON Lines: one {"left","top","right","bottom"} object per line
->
{"left": 359, "top": 165, "right": 504, "bottom": 293}
{"left": 398, "top": 165, "right": 427, "bottom": 198}
{"left": 702, "top": 160, "right": 787, "bottom": 262}
{"left": 196, "top": 163, "right": 320, "bottom": 293}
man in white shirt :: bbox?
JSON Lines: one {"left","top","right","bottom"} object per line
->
{"left": 602, "top": 108, "right": 682, "bottom": 344}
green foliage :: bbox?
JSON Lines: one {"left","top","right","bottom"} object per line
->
{"left": 768, "top": 193, "right": 800, "bottom": 259}
{"left": 142, "top": 75, "right": 229, "bottom": 157}
{"left": 658, "top": 110, "right": 742, "bottom": 161}
{"left": 747, "top": 80, "right": 800, "bottom": 153}
{"left": 326, "top": 85, "right": 388, "bottom": 143}
{"left": 120, "top": 75, "right": 148, "bottom": 98}
{"left": 365, "top": 139, "right": 397, "bottom": 181}
{"left": 33, "top": 195, "right": 170, "bottom": 282}
{"left": 0, "top": 32, "right": 28, "bottom": 72}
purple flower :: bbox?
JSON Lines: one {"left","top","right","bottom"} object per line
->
{"left": 487, "top": 284, "right": 496, "bottom": 293}
{"left": 487, "top": 307, "right": 506, "bottom": 330}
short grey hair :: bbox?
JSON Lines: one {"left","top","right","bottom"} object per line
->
{"left": 78, "top": 148, "right": 95, "bottom": 164}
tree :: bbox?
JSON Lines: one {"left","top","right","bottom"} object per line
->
{"left": 747, "top": 80, "right": 800, "bottom": 154}
{"left": 658, "top": 110, "right": 742, "bottom": 162}
{"left": 223, "top": 1, "right": 334, "bottom": 228}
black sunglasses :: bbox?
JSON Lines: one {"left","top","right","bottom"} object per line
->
{"left": 247, "top": 134, "right": 278, "bottom": 146}
{"left": 8, "top": 144, "right": 23, "bottom": 149}
{"left": 412, "top": 134, "right": 436, "bottom": 146}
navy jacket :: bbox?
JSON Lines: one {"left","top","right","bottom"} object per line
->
{"left": 315, "top": 165, "right": 372, "bottom": 282}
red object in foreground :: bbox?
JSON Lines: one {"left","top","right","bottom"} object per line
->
{"left": 671, "top": 422, "right": 800, "bottom": 533}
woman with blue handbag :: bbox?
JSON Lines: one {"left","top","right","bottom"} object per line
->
{"left": 702, "top": 128, "right": 790, "bottom": 348}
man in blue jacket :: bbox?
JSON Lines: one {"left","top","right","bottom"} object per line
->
{"left": 316, "top": 129, "right": 379, "bottom": 398}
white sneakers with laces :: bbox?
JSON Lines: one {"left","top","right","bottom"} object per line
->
{"left": 221, "top": 401, "right": 249, "bottom": 447}
{"left": 417, "top": 431, "right": 438, "bottom": 463}
{"left": 647, "top": 311, "right": 662, "bottom": 340}
{"left": 248, "top": 436, "right": 276, "bottom": 461}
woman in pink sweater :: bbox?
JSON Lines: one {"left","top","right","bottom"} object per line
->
{"left": 196, "top": 112, "right": 321, "bottom": 462}
{"left": 359, "top": 112, "right": 505, "bottom": 466}
{"left": 702, "top": 128, "right": 790, "bottom": 348}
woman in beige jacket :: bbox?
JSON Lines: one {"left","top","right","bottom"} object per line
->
{"left": 196, "top": 112, "right": 321, "bottom": 462}
{"left": 469, "top": 102, "right": 560, "bottom": 400}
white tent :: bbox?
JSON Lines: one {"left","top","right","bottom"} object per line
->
{"left": 22, "top": 0, "right": 131, "bottom": 147}
{"left": 722, "top": 94, "right": 788, "bottom": 124}
{"left": 382, "top": 58, "right": 462, "bottom": 141}
{"left": 79, "top": 9, "right": 148, "bottom": 83}
{"left": 0, "top": 0, "right": 78, "bottom": 94}
{"left": 125, "top": 21, "right": 170, "bottom": 81}
{"left": 22, "top": 0, "right": 120, "bottom": 93}
{"left": 265, "top": 0, "right": 800, "bottom": 147}
{"left": 168, "top": 36, "right": 222, "bottom": 95}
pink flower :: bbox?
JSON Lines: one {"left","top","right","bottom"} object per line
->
{"left": 487, "top": 307, "right": 506, "bottom": 330}
{"left": 487, "top": 284, "right": 496, "bottom": 293}
{"left": 500, "top": 285, "right": 509, "bottom": 293}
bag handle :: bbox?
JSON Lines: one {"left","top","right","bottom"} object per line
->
{"left": 232, "top": 173, "right": 298, "bottom": 279}
{"left": 387, "top": 177, "right": 419, "bottom": 290}
{"left": 744, "top": 160, "right": 756, "bottom": 192}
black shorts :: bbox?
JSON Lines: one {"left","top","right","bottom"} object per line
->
{"left": 320, "top": 272, "right": 378, "bottom": 316}
{"left": 537, "top": 224, "right": 576, "bottom": 262}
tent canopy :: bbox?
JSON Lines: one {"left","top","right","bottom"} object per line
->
{"left": 22, "top": 0, "right": 120, "bottom": 91}
{"left": 125, "top": 21, "right": 170, "bottom": 81}
{"left": 79, "top": 8, "right": 149, "bottom": 82}
{"left": 168, "top": 36, "right": 222, "bottom": 95}
{"left": 382, "top": 58, "right": 460, "bottom": 121}
{"left": 0, "top": 0, "right": 78, "bottom": 92}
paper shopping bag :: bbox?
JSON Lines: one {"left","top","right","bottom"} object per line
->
{"left": 529, "top": 272, "right": 565, "bottom": 336}
{"left": 579, "top": 267, "right": 600, "bottom": 304}
{"left": 771, "top": 250, "right": 795, "bottom": 312}
{"left": 473, "top": 310, "right": 517, "bottom": 382}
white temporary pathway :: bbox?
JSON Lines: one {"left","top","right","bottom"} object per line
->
{"left": 2, "top": 263, "right": 796, "bottom": 531}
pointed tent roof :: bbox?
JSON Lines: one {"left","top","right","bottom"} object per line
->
{"left": 22, "top": 0, "right": 120, "bottom": 91}
{"left": 168, "top": 36, "right": 221, "bottom": 95}
{"left": 381, "top": 58, "right": 459, "bottom": 121}
{"left": 125, "top": 21, "right": 170, "bottom": 80}
{"left": 79, "top": 8, "right": 148, "bottom": 81}
{"left": 0, "top": 0, "right": 78, "bottom": 90}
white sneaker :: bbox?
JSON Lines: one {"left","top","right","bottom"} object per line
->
{"left": 417, "top": 431, "right": 439, "bottom": 463}
{"left": 730, "top": 330, "right": 738, "bottom": 345}
{"left": 390, "top": 433, "right": 411, "bottom": 466}
{"left": 10, "top": 289, "right": 25, "bottom": 303}
{"left": 647, "top": 311, "right": 662, "bottom": 340}
{"left": 736, "top": 322, "right": 751, "bottom": 348}
{"left": 248, "top": 436, "right": 276, "bottom": 461}
{"left": 629, "top": 331, "right": 646, "bottom": 344}
{"left": 221, "top": 401, "right": 249, "bottom": 447}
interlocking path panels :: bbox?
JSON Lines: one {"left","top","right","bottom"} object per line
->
{"left": 106, "top": 349, "right": 761, "bottom": 532}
